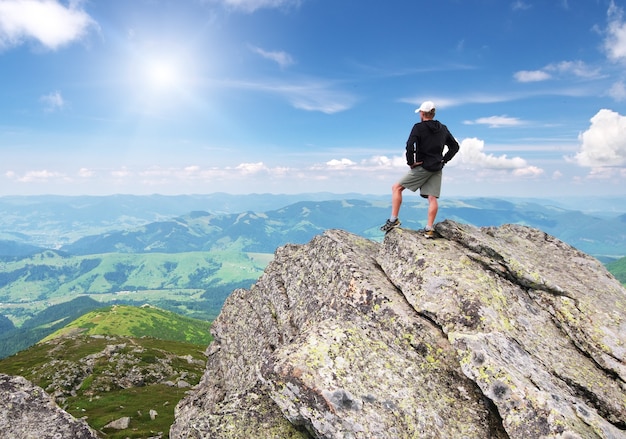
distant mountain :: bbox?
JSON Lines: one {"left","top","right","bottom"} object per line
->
{"left": 0, "top": 239, "right": 45, "bottom": 259}
{"left": 4, "top": 193, "right": 624, "bottom": 252}
{"left": 0, "top": 304, "right": 209, "bottom": 438}
{"left": 0, "top": 193, "right": 380, "bottom": 249}
{"left": 59, "top": 198, "right": 626, "bottom": 260}
{"left": 60, "top": 199, "right": 379, "bottom": 255}
{"left": 2, "top": 194, "right": 625, "bottom": 259}
{"left": 443, "top": 198, "right": 626, "bottom": 260}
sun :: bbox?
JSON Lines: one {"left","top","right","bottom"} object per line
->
{"left": 125, "top": 44, "right": 197, "bottom": 108}
{"left": 145, "top": 59, "right": 179, "bottom": 89}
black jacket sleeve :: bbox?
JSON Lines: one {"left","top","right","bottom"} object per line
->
{"left": 442, "top": 129, "right": 460, "bottom": 163}
{"left": 405, "top": 123, "right": 419, "bottom": 167}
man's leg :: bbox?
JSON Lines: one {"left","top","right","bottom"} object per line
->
{"left": 426, "top": 195, "right": 438, "bottom": 228}
{"left": 391, "top": 183, "right": 405, "bottom": 218}
{"left": 381, "top": 183, "right": 405, "bottom": 232}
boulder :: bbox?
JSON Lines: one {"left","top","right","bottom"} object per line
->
{"left": 171, "top": 221, "right": 626, "bottom": 438}
{"left": 0, "top": 373, "right": 98, "bottom": 439}
{"left": 104, "top": 416, "right": 131, "bottom": 430}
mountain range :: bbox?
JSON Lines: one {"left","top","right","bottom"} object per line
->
{"left": 0, "top": 194, "right": 624, "bottom": 360}
{"left": 59, "top": 197, "right": 626, "bottom": 260}
{"left": 2, "top": 195, "right": 624, "bottom": 260}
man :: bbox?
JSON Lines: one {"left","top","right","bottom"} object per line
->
{"left": 380, "top": 100, "right": 460, "bottom": 237}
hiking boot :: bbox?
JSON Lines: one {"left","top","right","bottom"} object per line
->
{"left": 423, "top": 227, "right": 435, "bottom": 238}
{"left": 380, "top": 218, "right": 401, "bottom": 232}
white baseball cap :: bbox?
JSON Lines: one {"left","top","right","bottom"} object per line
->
{"left": 415, "top": 101, "right": 436, "bottom": 113}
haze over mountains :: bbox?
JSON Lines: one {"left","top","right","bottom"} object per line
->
{"left": 1, "top": 194, "right": 624, "bottom": 260}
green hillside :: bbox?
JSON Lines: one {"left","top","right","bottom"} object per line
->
{"left": 0, "top": 305, "right": 211, "bottom": 438}
{"left": 607, "top": 256, "right": 626, "bottom": 285}
{"left": 0, "top": 249, "right": 271, "bottom": 326}
{"left": 43, "top": 304, "right": 212, "bottom": 345}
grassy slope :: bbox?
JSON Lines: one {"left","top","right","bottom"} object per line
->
{"left": 42, "top": 304, "right": 213, "bottom": 345}
{"left": 0, "top": 305, "right": 211, "bottom": 439}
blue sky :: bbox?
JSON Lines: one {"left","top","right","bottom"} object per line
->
{"left": 1, "top": 0, "right": 626, "bottom": 198}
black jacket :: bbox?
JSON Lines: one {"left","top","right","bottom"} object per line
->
{"left": 406, "top": 120, "right": 460, "bottom": 171}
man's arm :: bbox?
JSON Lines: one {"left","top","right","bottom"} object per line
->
{"left": 405, "top": 124, "right": 419, "bottom": 167}
{"left": 443, "top": 131, "right": 460, "bottom": 163}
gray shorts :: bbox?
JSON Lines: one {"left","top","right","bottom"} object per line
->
{"left": 398, "top": 166, "right": 442, "bottom": 198}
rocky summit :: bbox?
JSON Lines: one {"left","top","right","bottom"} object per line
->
{"left": 171, "top": 220, "right": 626, "bottom": 439}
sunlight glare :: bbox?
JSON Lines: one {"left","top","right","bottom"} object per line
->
{"left": 146, "top": 60, "right": 179, "bottom": 89}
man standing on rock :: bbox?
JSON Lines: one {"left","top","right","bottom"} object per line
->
{"left": 380, "top": 100, "right": 460, "bottom": 237}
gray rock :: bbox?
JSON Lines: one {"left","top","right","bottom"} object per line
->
{"left": 0, "top": 373, "right": 98, "bottom": 439}
{"left": 171, "top": 221, "right": 626, "bottom": 438}
{"left": 104, "top": 416, "right": 131, "bottom": 430}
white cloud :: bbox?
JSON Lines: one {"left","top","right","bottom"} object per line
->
{"left": 552, "top": 170, "right": 563, "bottom": 179}
{"left": 511, "top": 1, "right": 531, "bottom": 11}
{"left": 325, "top": 158, "right": 356, "bottom": 169}
{"left": 205, "top": 0, "right": 300, "bottom": 13}
{"left": 457, "top": 138, "right": 534, "bottom": 170}
{"left": 9, "top": 169, "right": 68, "bottom": 182}
{"left": 222, "top": 77, "right": 356, "bottom": 114}
{"left": 513, "top": 166, "right": 544, "bottom": 177}
{"left": 546, "top": 60, "right": 601, "bottom": 78}
{"left": 235, "top": 162, "right": 268, "bottom": 174}
{"left": 463, "top": 115, "right": 525, "bottom": 128}
{"left": 608, "top": 81, "right": 626, "bottom": 101}
{"left": 250, "top": 45, "right": 294, "bottom": 68}
{"left": 286, "top": 83, "right": 355, "bottom": 114}
{"left": 40, "top": 91, "right": 65, "bottom": 112}
{"left": 514, "top": 70, "right": 551, "bottom": 83}
{"left": 78, "top": 167, "right": 93, "bottom": 177}
{"left": 604, "top": 0, "right": 626, "bottom": 62}
{"left": 0, "top": 0, "right": 97, "bottom": 51}
{"left": 514, "top": 60, "right": 600, "bottom": 83}
{"left": 362, "top": 155, "right": 405, "bottom": 168}
{"left": 573, "top": 109, "right": 626, "bottom": 167}
{"left": 111, "top": 167, "right": 132, "bottom": 178}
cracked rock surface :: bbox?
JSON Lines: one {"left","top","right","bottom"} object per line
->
{"left": 171, "top": 220, "right": 626, "bottom": 439}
